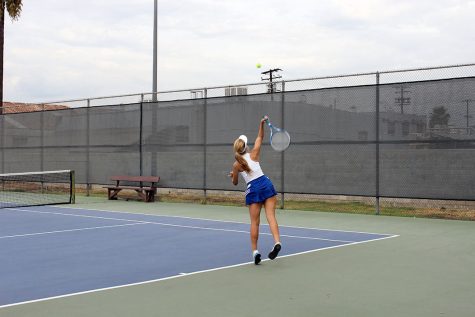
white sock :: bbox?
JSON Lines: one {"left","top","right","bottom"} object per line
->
{"left": 253, "top": 250, "right": 260, "bottom": 257}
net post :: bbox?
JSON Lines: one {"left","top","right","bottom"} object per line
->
{"left": 70, "top": 170, "right": 76, "bottom": 204}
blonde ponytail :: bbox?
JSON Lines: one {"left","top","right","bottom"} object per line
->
{"left": 233, "top": 138, "right": 251, "bottom": 173}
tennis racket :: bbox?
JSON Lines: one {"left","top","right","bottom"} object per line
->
{"left": 264, "top": 116, "right": 290, "bottom": 152}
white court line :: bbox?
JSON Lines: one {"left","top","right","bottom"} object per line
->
{"left": 3, "top": 208, "right": 149, "bottom": 224}
{"left": 51, "top": 205, "right": 399, "bottom": 236}
{"left": 0, "top": 233, "right": 398, "bottom": 309}
{"left": 0, "top": 223, "right": 149, "bottom": 239}
{"left": 6, "top": 208, "right": 362, "bottom": 243}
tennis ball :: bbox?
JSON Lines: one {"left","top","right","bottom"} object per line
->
{"left": 256, "top": 63, "right": 262, "bottom": 69}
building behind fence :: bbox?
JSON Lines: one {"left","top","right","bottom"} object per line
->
{"left": 1, "top": 64, "right": 475, "bottom": 211}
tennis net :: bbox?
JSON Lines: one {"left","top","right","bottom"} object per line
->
{"left": 0, "top": 170, "right": 75, "bottom": 209}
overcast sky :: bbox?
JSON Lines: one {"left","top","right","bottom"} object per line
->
{"left": 4, "top": 0, "right": 475, "bottom": 103}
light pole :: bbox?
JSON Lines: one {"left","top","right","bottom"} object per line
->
{"left": 152, "top": 0, "right": 158, "bottom": 101}
{"left": 150, "top": 0, "right": 158, "bottom": 176}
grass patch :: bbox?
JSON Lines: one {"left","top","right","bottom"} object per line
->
{"left": 284, "top": 200, "right": 413, "bottom": 215}
{"left": 75, "top": 188, "right": 475, "bottom": 221}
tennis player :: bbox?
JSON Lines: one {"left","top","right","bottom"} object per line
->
{"left": 229, "top": 116, "right": 282, "bottom": 265}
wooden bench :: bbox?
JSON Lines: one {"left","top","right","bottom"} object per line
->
{"left": 104, "top": 176, "right": 160, "bottom": 202}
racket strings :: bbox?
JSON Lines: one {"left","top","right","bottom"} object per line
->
{"left": 270, "top": 131, "right": 290, "bottom": 151}
{"left": 265, "top": 118, "right": 290, "bottom": 152}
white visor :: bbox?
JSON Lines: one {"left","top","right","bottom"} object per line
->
{"left": 238, "top": 135, "right": 248, "bottom": 147}
{"left": 238, "top": 135, "right": 248, "bottom": 154}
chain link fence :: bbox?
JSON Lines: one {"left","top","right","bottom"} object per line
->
{"left": 1, "top": 64, "right": 475, "bottom": 217}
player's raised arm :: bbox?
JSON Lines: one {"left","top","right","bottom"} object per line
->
{"left": 251, "top": 116, "right": 268, "bottom": 161}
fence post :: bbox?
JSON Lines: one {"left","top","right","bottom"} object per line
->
{"left": 0, "top": 109, "right": 3, "bottom": 173}
{"left": 280, "top": 81, "right": 285, "bottom": 209}
{"left": 40, "top": 103, "right": 44, "bottom": 172}
{"left": 86, "top": 98, "right": 91, "bottom": 196}
{"left": 139, "top": 97, "right": 143, "bottom": 176}
{"left": 40, "top": 104, "right": 45, "bottom": 195}
{"left": 151, "top": 95, "right": 158, "bottom": 177}
{"left": 375, "top": 72, "right": 380, "bottom": 215}
{"left": 203, "top": 88, "right": 208, "bottom": 204}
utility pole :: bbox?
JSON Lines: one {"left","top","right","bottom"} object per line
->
{"left": 394, "top": 85, "right": 411, "bottom": 114}
{"left": 463, "top": 99, "right": 473, "bottom": 133}
{"left": 261, "top": 68, "right": 283, "bottom": 93}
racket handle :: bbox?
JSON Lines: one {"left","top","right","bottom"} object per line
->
{"left": 262, "top": 115, "right": 271, "bottom": 126}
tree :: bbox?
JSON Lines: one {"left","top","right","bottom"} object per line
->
{"left": 1, "top": 0, "right": 22, "bottom": 114}
{"left": 429, "top": 106, "right": 450, "bottom": 128}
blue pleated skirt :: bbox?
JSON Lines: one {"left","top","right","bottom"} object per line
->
{"left": 245, "top": 175, "right": 277, "bottom": 205}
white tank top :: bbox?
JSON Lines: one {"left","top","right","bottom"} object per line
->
{"left": 239, "top": 153, "right": 264, "bottom": 184}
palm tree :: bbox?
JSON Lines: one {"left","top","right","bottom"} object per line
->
{"left": 1, "top": 0, "right": 23, "bottom": 114}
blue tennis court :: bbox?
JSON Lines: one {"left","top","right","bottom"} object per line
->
{"left": 0, "top": 205, "right": 397, "bottom": 308}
